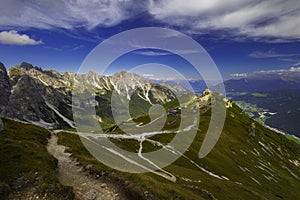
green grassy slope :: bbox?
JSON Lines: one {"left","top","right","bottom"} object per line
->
{"left": 0, "top": 118, "right": 74, "bottom": 199}
{"left": 57, "top": 104, "right": 300, "bottom": 200}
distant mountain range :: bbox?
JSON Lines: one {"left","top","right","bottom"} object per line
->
{"left": 151, "top": 70, "right": 300, "bottom": 138}
{"left": 222, "top": 72, "right": 300, "bottom": 137}
{"left": 150, "top": 79, "right": 207, "bottom": 94}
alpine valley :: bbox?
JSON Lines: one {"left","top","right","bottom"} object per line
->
{"left": 222, "top": 69, "right": 300, "bottom": 138}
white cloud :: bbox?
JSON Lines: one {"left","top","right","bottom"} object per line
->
{"left": 256, "top": 67, "right": 300, "bottom": 74}
{"left": 277, "top": 58, "right": 300, "bottom": 63}
{"left": 72, "top": 45, "right": 84, "bottom": 51}
{"left": 149, "top": 0, "right": 248, "bottom": 19}
{"left": 230, "top": 73, "right": 248, "bottom": 77}
{"left": 142, "top": 73, "right": 154, "bottom": 77}
{"left": 134, "top": 50, "right": 171, "bottom": 56}
{"left": 130, "top": 42, "right": 201, "bottom": 55}
{"left": 243, "top": 14, "right": 300, "bottom": 39}
{"left": 0, "top": 30, "right": 42, "bottom": 45}
{"left": 290, "top": 67, "right": 300, "bottom": 71}
{"left": 0, "top": 0, "right": 300, "bottom": 42}
{"left": 148, "top": 0, "right": 300, "bottom": 41}
{"left": 0, "top": 0, "right": 146, "bottom": 30}
{"left": 292, "top": 62, "right": 300, "bottom": 67}
{"left": 249, "top": 49, "right": 300, "bottom": 58}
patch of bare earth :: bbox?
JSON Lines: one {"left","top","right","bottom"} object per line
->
{"left": 47, "top": 133, "right": 120, "bottom": 200}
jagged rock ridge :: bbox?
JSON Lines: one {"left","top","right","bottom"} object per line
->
{"left": 0, "top": 62, "right": 189, "bottom": 129}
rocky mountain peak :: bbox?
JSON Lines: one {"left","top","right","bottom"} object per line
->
{"left": 112, "top": 70, "right": 127, "bottom": 78}
{"left": 9, "top": 63, "right": 75, "bottom": 91}
{"left": 20, "top": 62, "right": 35, "bottom": 70}
{"left": 0, "top": 62, "right": 6, "bottom": 73}
{"left": 120, "top": 69, "right": 127, "bottom": 76}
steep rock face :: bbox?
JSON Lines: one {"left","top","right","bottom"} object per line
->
{"left": 0, "top": 62, "right": 11, "bottom": 115}
{"left": 4, "top": 74, "right": 73, "bottom": 129}
{"left": 3, "top": 63, "right": 74, "bottom": 128}
{"left": 5, "top": 75, "right": 46, "bottom": 121}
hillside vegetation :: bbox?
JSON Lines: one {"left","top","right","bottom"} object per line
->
{"left": 0, "top": 118, "right": 74, "bottom": 199}
{"left": 57, "top": 104, "right": 300, "bottom": 200}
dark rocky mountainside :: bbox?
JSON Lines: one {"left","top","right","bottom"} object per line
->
{"left": 0, "top": 63, "right": 11, "bottom": 114}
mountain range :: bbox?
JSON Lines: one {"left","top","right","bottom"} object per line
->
{"left": 0, "top": 62, "right": 188, "bottom": 130}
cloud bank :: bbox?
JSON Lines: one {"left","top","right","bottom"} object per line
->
{"left": 256, "top": 67, "right": 300, "bottom": 74}
{"left": 148, "top": 0, "right": 300, "bottom": 41}
{"left": 0, "top": 0, "right": 146, "bottom": 30}
{"left": 0, "top": 30, "right": 42, "bottom": 45}
{"left": 0, "top": 0, "right": 299, "bottom": 41}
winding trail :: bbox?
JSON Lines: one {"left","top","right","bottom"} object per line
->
{"left": 53, "top": 115, "right": 226, "bottom": 183}
{"left": 47, "top": 133, "right": 120, "bottom": 200}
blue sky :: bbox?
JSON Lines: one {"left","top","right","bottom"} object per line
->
{"left": 0, "top": 0, "right": 300, "bottom": 80}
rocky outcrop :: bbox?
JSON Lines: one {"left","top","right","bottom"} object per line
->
{"left": 0, "top": 62, "right": 11, "bottom": 115}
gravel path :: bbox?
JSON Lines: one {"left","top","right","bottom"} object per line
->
{"left": 47, "top": 133, "right": 120, "bottom": 200}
